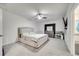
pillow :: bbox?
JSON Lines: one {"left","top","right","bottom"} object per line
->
{"left": 22, "top": 32, "right": 30, "bottom": 36}
{"left": 29, "top": 32, "right": 36, "bottom": 34}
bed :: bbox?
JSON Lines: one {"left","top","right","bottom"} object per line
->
{"left": 18, "top": 27, "right": 48, "bottom": 48}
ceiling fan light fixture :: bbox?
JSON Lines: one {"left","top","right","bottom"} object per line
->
{"left": 37, "top": 14, "right": 42, "bottom": 20}
{"left": 33, "top": 9, "right": 47, "bottom": 20}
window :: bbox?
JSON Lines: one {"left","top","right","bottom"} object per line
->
{"left": 74, "top": 5, "right": 79, "bottom": 34}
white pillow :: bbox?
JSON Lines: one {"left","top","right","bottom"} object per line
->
{"left": 29, "top": 32, "right": 35, "bottom": 34}
{"left": 22, "top": 32, "right": 30, "bottom": 36}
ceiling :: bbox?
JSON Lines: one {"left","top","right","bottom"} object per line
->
{"left": 0, "top": 3, "right": 70, "bottom": 21}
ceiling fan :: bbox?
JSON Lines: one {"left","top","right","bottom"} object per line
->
{"left": 33, "top": 9, "right": 47, "bottom": 20}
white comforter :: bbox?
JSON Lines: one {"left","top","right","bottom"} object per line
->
{"left": 19, "top": 33, "right": 48, "bottom": 48}
{"left": 23, "top": 34, "right": 47, "bottom": 38}
{"left": 22, "top": 33, "right": 48, "bottom": 41}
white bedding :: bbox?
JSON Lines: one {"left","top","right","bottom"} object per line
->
{"left": 23, "top": 33, "right": 47, "bottom": 39}
{"left": 18, "top": 27, "right": 48, "bottom": 48}
{"left": 22, "top": 33, "right": 48, "bottom": 42}
{"left": 18, "top": 29, "right": 48, "bottom": 48}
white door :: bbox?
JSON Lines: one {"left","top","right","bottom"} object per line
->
{"left": 0, "top": 8, "right": 2, "bottom": 56}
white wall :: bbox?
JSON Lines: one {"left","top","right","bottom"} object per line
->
{"left": 64, "top": 4, "right": 75, "bottom": 55}
{"left": 0, "top": 8, "right": 2, "bottom": 34}
{"left": 74, "top": 35, "right": 79, "bottom": 42}
{"left": 3, "top": 10, "right": 37, "bottom": 45}
{"left": 37, "top": 19, "right": 64, "bottom": 34}
{"left": 0, "top": 8, "right": 2, "bottom": 56}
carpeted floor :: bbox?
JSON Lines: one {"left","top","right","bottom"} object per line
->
{"left": 4, "top": 38, "right": 71, "bottom": 56}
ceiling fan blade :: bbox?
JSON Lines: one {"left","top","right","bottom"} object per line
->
{"left": 32, "top": 13, "right": 38, "bottom": 18}
{"left": 42, "top": 16, "right": 47, "bottom": 19}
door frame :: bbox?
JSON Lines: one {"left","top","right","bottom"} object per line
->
{"left": 44, "top": 23, "right": 56, "bottom": 38}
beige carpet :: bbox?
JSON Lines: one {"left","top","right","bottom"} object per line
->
{"left": 4, "top": 38, "right": 71, "bottom": 56}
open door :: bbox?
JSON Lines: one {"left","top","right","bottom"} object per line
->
{"left": 44, "top": 24, "right": 55, "bottom": 38}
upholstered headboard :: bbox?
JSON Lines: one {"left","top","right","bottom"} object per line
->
{"left": 18, "top": 27, "right": 34, "bottom": 38}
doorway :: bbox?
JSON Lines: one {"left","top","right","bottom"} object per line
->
{"left": 44, "top": 24, "right": 56, "bottom": 38}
